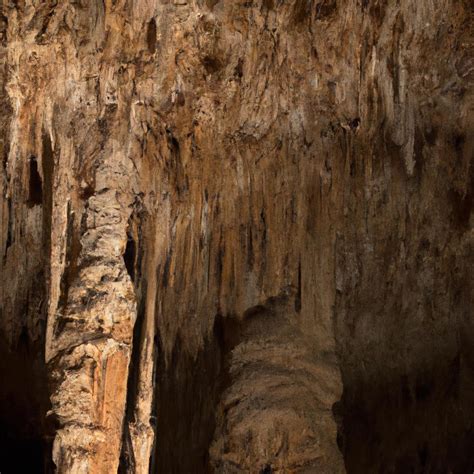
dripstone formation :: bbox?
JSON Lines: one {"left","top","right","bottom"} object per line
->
{"left": 0, "top": 1, "right": 472, "bottom": 473}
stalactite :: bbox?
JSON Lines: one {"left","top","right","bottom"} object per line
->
{"left": 0, "top": 1, "right": 472, "bottom": 473}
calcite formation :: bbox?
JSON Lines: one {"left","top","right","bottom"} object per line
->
{"left": 0, "top": 1, "right": 472, "bottom": 473}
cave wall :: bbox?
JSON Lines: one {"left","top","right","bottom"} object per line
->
{"left": 333, "top": 2, "right": 473, "bottom": 471}
{"left": 0, "top": 1, "right": 472, "bottom": 473}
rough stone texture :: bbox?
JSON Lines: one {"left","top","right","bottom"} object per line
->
{"left": 0, "top": 1, "right": 472, "bottom": 473}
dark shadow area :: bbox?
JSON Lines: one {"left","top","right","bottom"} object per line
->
{"left": 118, "top": 278, "right": 148, "bottom": 473}
{"left": 123, "top": 234, "right": 137, "bottom": 283}
{"left": 118, "top": 210, "right": 146, "bottom": 473}
{"left": 27, "top": 155, "right": 43, "bottom": 207}
{"left": 338, "top": 353, "right": 474, "bottom": 473}
{"left": 151, "top": 314, "right": 239, "bottom": 474}
{"left": 0, "top": 131, "right": 56, "bottom": 472}
{"left": 0, "top": 334, "right": 54, "bottom": 473}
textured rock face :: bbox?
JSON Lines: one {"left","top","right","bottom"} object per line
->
{"left": 0, "top": 1, "right": 472, "bottom": 473}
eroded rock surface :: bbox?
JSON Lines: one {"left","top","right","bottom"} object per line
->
{"left": 0, "top": 1, "right": 472, "bottom": 473}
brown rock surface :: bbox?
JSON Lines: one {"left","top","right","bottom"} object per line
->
{"left": 0, "top": 1, "right": 472, "bottom": 473}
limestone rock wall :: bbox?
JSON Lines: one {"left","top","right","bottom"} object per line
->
{"left": 0, "top": 1, "right": 472, "bottom": 473}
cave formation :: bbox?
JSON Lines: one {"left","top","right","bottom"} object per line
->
{"left": 0, "top": 1, "right": 472, "bottom": 473}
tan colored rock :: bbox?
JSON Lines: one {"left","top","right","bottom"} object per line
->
{"left": 0, "top": 1, "right": 472, "bottom": 473}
